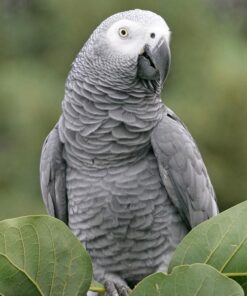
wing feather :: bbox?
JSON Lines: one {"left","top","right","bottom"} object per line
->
{"left": 40, "top": 124, "right": 68, "bottom": 223}
{"left": 151, "top": 108, "right": 218, "bottom": 228}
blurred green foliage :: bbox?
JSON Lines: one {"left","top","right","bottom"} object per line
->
{"left": 0, "top": 0, "right": 246, "bottom": 219}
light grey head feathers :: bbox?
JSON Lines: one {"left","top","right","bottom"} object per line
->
{"left": 70, "top": 9, "right": 171, "bottom": 93}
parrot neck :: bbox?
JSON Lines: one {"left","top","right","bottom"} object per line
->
{"left": 60, "top": 76, "right": 164, "bottom": 167}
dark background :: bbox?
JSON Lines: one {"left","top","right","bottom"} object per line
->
{"left": 0, "top": 0, "right": 246, "bottom": 219}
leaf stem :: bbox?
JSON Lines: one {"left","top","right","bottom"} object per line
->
{"left": 89, "top": 286, "right": 106, "bottom": 293}
{"left": 223, "top": 272, "right": 247, "bottom": 277}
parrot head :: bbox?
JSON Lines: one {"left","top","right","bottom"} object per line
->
{"left": 74, "top": 9, "right": 171, "bottom": 94}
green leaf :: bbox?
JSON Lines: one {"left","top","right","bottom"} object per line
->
{"left": 89, "top": 279, "right": 105, "bottom": 295}
{"left": 130, "top": 263, "right": 244, "bottom": 296}
{"left": 0, "top": 215, "right": 92, "bottom": 296}
{"left": 169, "top": 201, "right": 247, "bottom": 293}
{"left": 0, "top": 254, "right": 41, "bottom": 295}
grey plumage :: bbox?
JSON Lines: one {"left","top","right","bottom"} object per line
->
{"left": 40, "top": 9, "right": 218, "bottom": 296}
{"left": 151, "top": 108, "right": 218, "bottom": 229}
{"left": 40, "top": 125, "right": 67, "bottom": 223}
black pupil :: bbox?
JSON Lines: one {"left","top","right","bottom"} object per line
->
{"left": 121, "top": 29, "right": 127, "bottom": 36}
{"left": 150, "top": 33, "right": 155, "bottom": 39}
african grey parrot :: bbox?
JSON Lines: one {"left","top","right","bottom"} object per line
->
{"left": 40, "top": 9, "right": 218, "bottom": 296}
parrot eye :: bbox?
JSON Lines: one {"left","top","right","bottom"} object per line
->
{"left": 118, "top": 27, "right": 128, "bottom": 38}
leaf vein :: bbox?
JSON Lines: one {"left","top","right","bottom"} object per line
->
{"left": 29, "top": 224, "right": 41, "bottom": 282}
{"left": 0, "top": 253, "right": 44, "bottom": 295}
{"left": 204, "top": 221, "right": 233, "bottom": 264}
{"left": 17, "top": 227, "right": 26, "bottom": 270}
{"left": 194, "top": 277, "right": 207, "bottom": 296}
{"left": 220, "top": 234, "right": 247, "bottom": 272}
{"left": 46, "top": 223, "right": 56, "bottom": 296}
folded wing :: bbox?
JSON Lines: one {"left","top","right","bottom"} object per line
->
{"left": 40, "top": 124, "right": 68, "bottom": 223}
{"left": 151, "top": 108, "right": 218, "bottom": 229}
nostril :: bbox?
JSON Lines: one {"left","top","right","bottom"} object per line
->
{"left": 150, "top": 32, "right": 155, "bottom": 39}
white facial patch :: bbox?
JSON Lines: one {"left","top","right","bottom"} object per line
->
{"left": 106, "top": 18, "right": 171, "bottom": 58}
{"left": 106, "top": 20, "right": 145, "bottom": 57}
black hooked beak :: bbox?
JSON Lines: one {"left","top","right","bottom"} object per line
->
{"left": 137, "top": 38, "right": 171, "bottom": 88}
